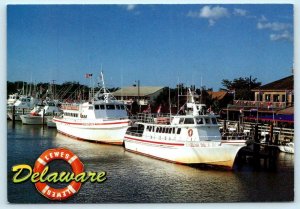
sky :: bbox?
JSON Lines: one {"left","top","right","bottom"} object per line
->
{"left": 7, "top": 4, "right": 294, "bottom": 90}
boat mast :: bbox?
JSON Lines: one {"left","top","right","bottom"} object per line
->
{"left": 169, "top": 87, "right": 171, "bottom": 117}
{"left": 100, "top": 70, "right": 107, "bottom": 93}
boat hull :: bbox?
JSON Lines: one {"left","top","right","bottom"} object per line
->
{"left": 124, "top": 135, "right": 245, "bottom": 169}
{"left": 20, "top": 115, "right": 52, "bottom": 125}
{"left": 53, "top": 118, "right": 130, "bottom": 145}
{"left": 278, "top": 143, "right": 294, "bottom": 154}
{"left": 7, "top": 108, "right": 32, "bottom": 121}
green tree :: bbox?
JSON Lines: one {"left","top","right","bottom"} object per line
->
{"left": 220, "top": 76, "right": 261, "bottom": 100}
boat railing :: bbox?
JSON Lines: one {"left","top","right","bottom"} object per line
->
{"left": 61, "top": 103, "right": 80, "bottom": 111}
{"left": 130, "top": 113, "right": 172, "bottom": 124}
{"left": 142, "top": 134, "right": 222, "bottom": 142}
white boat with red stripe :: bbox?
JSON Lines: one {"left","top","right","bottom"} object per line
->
{"left": 124, "top": 88, "right": 247, "bottom": 169}
{"left": 53, "top": 72, "right": 130, "bottom": 145}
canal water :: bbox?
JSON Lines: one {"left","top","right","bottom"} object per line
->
{"left": 7, "top": 121, "right": 294, "bottom": 203}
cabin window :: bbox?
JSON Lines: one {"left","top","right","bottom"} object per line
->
{"left": 168, "top": 128, "right": 172, "bottom": 134}
{"left": 89, "top": 106, "right": 93, "bottom": 110}
{"left": 179, "top": 118, "right": 185, "bottom": 124}
{"left": 106, "top": 105, "right": 115, "bottom": 110}
{"left": 162, "top": 127, "right": 166, "bottom": 133}
{"left": 95, "top": 105, "right": 99, "bottom": 110}
{"left": 116, "top": 105, "right": 120, "bottom": 109}
{"left": 120, "top": 105, "right": 125, "bottom": 110}
{"left": 172, "top": 127, "right": 175, "bottom": 134}
{"left": 100, "top": 105, "right": 105, "bottom": 109}
{"left": 177, "top": 128, "right": 181, "bottom": 134}
{"left": 196, "top": 118, "right": 204, "bottom": 124}
{"left": 184, "top": 118, "right": 195, "bottom": 124}
{"left": 156, "top": 127, "right": 159, "bottom": 133}
{"left": 205, "top": 118, "right": 210, "bottom": 124}
{"left": 211, "top": 118, "right": 217, "bottom": 124}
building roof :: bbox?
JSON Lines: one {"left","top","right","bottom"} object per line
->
{"left": 208, "top": 91, "right": 228, "bottom": 100}
{"left": 253, "top": 75, "right": 293, "bottom": 91}
{"left": 112, "top": 86, "right": 164, "bottom": 97}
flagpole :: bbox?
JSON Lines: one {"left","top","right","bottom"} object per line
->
{"left": 256, "top": 103, "right": 258, "bottom": 124}
{"left": 169, "top": 87, "right": 171, "bottom": 117}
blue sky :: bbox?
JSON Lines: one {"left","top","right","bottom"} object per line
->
{"left": 7, "top": 4, "right": 294, "bottom": 90}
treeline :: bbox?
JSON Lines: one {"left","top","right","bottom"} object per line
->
{"left": 8, "top": 76, "right": 261, "bottom": 113}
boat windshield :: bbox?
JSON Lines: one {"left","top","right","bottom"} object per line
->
{"left": 211, "top": 117, "right": 218, "bottom": 124}
{"left": 196, "top": 117, "right": 204, "bottom": 124}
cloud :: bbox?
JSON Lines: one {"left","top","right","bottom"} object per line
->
{"left": 270, "top": 30, "right": 293, "bottom": 41}
{"left": 188, "top": 5, "right": 229, "bottom": 26}
{"left": 258, "top": 15, "right": 268, "bottom": 22}
{"left": 233, "top": 8, "right": 247, "bottom": 16}
{"left": 257, "top": 21, "right": 292, "bottom": 31}
{"left": 199, "top": 5, "right": 229, "bottom": 19}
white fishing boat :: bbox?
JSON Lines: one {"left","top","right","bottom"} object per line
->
{"left": 278, "top": 142, "right": 294, "bottom": 154}
{"left": 20, "top": 101, "right": 61, "bottom": 125}
{"left": 124, "top": 89, "right": 247, "bottom": 169}
{"left": 53, "top": 72, "right": 130, "bottom": 145}
{"left": 7, "top": 95, "right": 40, "bottom": 120}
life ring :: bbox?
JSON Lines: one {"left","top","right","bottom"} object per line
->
{"left": 188, "top": 129, "right": 193, "bottom": 137}
{"left": 33, "top": 148, "right": 84, "bottom": 201}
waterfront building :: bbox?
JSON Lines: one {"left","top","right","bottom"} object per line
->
{"left": 112, "top": 86, "right": 165, "bottom": 106}
{"left": 221, "top": 75, "right": 294, "bottom": 126}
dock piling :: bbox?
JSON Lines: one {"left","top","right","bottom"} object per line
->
{"left": 42, "top": 109, "right": 45, "bottom": 129}
{"left": 12, "top": 106, "right": 15, "bottom": 124}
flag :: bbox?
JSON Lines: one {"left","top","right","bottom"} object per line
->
{"left": 157, "top": 105, "right": 162, "bottom": 114}
{"left": 179, "top": 104, "right": 185, "bottom": 112}
{"left": 267, "top": 102, "right": 273, "bottom": 110}
{"left": 239, "top": 108, "right": 244, "bottom": 114}
{"left": 143, "top": 104, "right": 151, "bottom": 113}
{"left": 228, "top": 89, "right": 235, "bottom": 94}
{"left": 207, "top": 106, "right": 212, "bottom": 113}
{"left": 85, "top": 73, "right": 93, "bottom": 78}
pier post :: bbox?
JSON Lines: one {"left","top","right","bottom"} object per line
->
{"left": 22, "top": 108, "right": 25, "bottom": 115}
{"left": 42, "top": 109, "right": 45, "bottom": 129}
{"left": 253, "top": 124, "right": 260, "bottom": 168}
{"left": 223, "top": 120, "right": 227, "bottom": 133}
{"left": 269, "top": 124, "right": 273, "bottom": 144}
{"left": 12, "top": 106, "right": 15, "bottom": 124}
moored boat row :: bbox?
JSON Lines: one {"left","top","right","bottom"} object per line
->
{"left": 8, "top": 71, "right": 292, "bottom": 169}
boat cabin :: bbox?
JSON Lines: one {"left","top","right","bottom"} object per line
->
{"left": 62, "top": 102, "right": 128, "bottom": 120}
{"left": 171, "top": 115, "right": 218, "bottom": 126}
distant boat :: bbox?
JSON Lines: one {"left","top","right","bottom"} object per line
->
{"left": 53, "top": 72, "right": 130, "bottom": 145}
{"left": 20, "top": 101, "right": 61, "bottom": 125}
{"left": 124, "top": 89, "right": 247, "bottom": 169}
{"left": 278, "top": 142, "right": 294, "bottom": 154}
{"left": 7, "top": 95, "right": 40, "bottom": 121}
{"left": 7, "top": 93, "right": 20, "bottom": 106}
